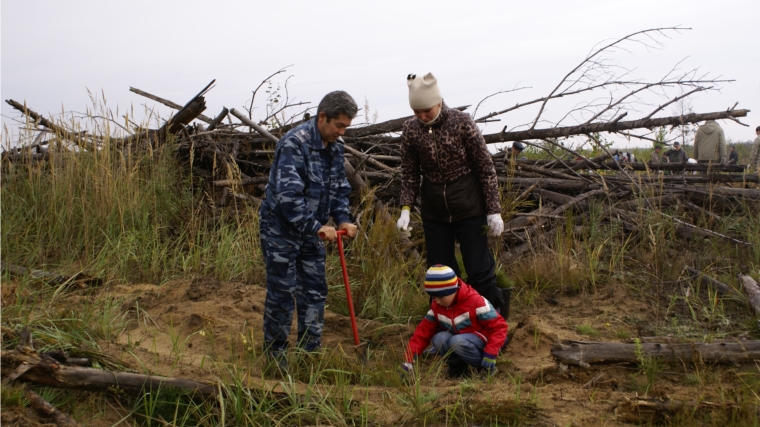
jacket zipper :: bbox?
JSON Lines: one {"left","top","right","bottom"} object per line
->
{"left": 431, "top": 127, "right": 453, "bottom": 222}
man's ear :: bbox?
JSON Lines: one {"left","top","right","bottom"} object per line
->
{"left": 317, "top": 111, "right": 328, "bottom": 123}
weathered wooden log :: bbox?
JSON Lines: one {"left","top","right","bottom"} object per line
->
{"left": 129, "top": 86, "right": 214, "bottom": 124}
{"left": 343, "top": 105, "right": 468, "bottom": 138}
{"left": 1, "top": 262, "right": 101, "bottom": 287}
{"left": 24, "top": 386, "right": 82, "bottom": 427}
{"left": 738, "top": 274, "right": 760, "bottom": 329}
{"left": 614, "top": 195, "right": 679, "bottom": 211}
{"left": 230, "top": 108, "right": 279, "bottom": 143}
{"left": 499, "top": 177, "right": 601, "bottom": 192}
{"left": 206, "top": 107, "right": 229, "bottom": 131}
{"left": 551, "top": 339, "right": 760, "bottom": 367}
{"left": 212, "top": 176, "right": 270, "bottom": 187}
{"left": 483, "top": 109, "right": 750, "bottom": 143}
{"left": 1, "top": 348, "right": 218, "bottom": 397}
{"left": 614, "top": 396, "right": 748, "bottom": 424}
{"left": 684, "top": 267, "right": 740, "bottom": 297}
{"left": 5, "top": 99, "right": 98, "bottom": 151}
{"left": 344, "top": 159, "right": 367, "bottom": 192}
{"left": 156, "top": 80, "right": 215, "bottom": 138}
{"left": 504, "top": 205, "right": 555, "bottom": 231}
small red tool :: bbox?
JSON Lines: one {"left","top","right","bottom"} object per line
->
{"left": 334, "top": 229, "right": 360, "bottom": 345}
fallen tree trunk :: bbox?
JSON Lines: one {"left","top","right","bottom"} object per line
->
{"left": 24, "top": 386, "right": 82, "bottom": 427}
{"left": 1, "top": 262, "right": 101, "bottom": 287}
{"left": 738, "top": 274, "right": 760, "bottom": 329}
{"left": 551, "top": 339, "right": 760, "bottom": 367}
{"left": 483, "top": 109, "right": 750, "bottom": 143}
{"left": 130, "top": 86, "right": 214, "bottom": 124}
{"left": 684, "top": 267, "right": 740, "bottom": 297}
{"left": 2, "top": 348, "right": 219, "bottom": 398}
{"left": 614, "top": 396, "right": 751, "bottom": 424}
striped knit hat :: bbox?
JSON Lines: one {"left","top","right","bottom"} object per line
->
{"left": 424, "top": 265, "right": 460, "bottom": 297}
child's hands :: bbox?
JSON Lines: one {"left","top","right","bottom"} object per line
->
{"left": 398, "top": 361, "right": 414, "bottom": 378}
{"left": 480, "top": 353, "right": 497, "bottom": 373}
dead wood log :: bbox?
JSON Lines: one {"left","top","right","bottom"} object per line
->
{"left": 1, "top": 262, "right": 101, "bottom": 287}
{"left": 344, "top": 145, "right": 397, "bottom": 174}
{"left": 1, "top": 328, "right": 329, "bottom": 411}
{"left": 680, "top": 200, "right": 722, "bottom": 221}
{"left": 212, "top": 176, "right": 270, "bottom": 187}
{"left": 513, "top": 163, "right": 584, "bottom": 180}
{"left": 5, "top": 99, "right": 98, "bottom": 151}
{"left": 614, "top": 396, "right": 749, "bottom": 424}
{"left": 504, "top": 205, "right": 555, "bottom": 231}
{"left": 614, "top": 195, "right": 679, "bottom": 211}
{"left": 551, "top": 339, "right": 760, "bottom": 367}
{"left": 24, "top": 386, "right": 82, "bottom": 427}
{"left": 154, "top": 80, "right": 215, "bottom": 138}
{"left": 344, "top": 159, "right": 367, "bottom": 192}
{"left": 1, "top": 348, "right": 218, "bottom": 397}
{"left": 684, "top": 267, "right": 740, "bottom": 297}
{"left": 483, "top": 109, "right": 750, "bottom": 143}
{"left": 499, "top": 177, "right": 601, "bottom": 192}
{"left": 738, "top": 274, "right": 760, "bottom": 329}
{"left": 129, "top": 86, "right": 214, "bottom": 124}
{"left": 230, "top": 108, "right": 279, "bottom": 143}
{"left": 522, "top": 188, "right": 607, "bottom": 237}
{"left": 343, "top": 105, "right": 469, "bottom": 138}
{"left": 206, "top": 107, "right": 229, "bottom": 131}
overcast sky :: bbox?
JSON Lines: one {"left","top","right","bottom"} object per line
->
{"left": 2, "top": 0, "right": 759, "bottom": 150}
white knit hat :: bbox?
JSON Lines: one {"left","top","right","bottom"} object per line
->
{"left": 407, "top": 72, "right": 442, "bottom": 110}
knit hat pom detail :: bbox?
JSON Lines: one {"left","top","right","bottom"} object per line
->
{"left": 407, "top": 72, "right": 442, "bottom": 110}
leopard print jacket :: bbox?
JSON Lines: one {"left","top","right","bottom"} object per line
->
{"left": 399, "top": 103, "right": 501, "bottom": 216}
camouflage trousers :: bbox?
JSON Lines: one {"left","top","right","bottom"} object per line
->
{"left": 260, "top": 215, "right": 327, "bottom": 355}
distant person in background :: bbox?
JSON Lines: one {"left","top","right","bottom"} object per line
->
{"left": 664, "top": 142, "right": 688, "bottom": 174}
{"left": 505, "top": 142, "right": 527, "bottom": 161}
{"left": 725, "top": 145, "right": 738, "bottom": 165}
{"left": 749, "top": 126, "right": 760, "bottom": 174}
{"left": 664, "top": 142, "right": 688, "bottom": 163}
{"left": 693, "top": 120, "right": 727, "bottom": 164}
{"left": 613, "top": 151, "right": 635, "bottom": 163}
{"left": 650, "top": 146, "right": 663, "bottom": 164}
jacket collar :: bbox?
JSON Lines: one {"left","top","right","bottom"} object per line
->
{"left": 419, "top": 101, "right": 450, "bottom": 130}
{"left": 307, "top": 117, "right": 334, "bottom": 150}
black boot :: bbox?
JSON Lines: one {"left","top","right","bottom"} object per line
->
{"left": 500, "top": 287, "right": 512, "bottom": 320}
{"left": 446, "top": 358, "right": 468, "bottom": 379}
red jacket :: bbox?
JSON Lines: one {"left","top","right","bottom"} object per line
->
{"left": 406, "top": 280, "right": 508, "bottom": 362}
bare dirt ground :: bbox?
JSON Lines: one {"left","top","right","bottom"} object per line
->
{"left": 3, "top": 277, "right": 755, "bottom": 426}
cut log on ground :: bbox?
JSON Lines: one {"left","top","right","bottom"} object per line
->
{"left": 24, "top": 386, "right": 82, "bottom": 427}
{"left": 738, "top": 274, "right": 760, "bottom": 329}
{"left": 684, "top": 267, "right": 740, "bottom": 297}
{"left": 614, "top": 396, "right": 751, "bottom": 424}
{"left": 551, "top": 339, "right": 760, "bottom": 367}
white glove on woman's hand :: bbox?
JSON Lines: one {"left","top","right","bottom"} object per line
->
{"left": 487, "top": 214, "right": 504, "bottom": 236}
{"left": 397, "top": 209, "right": 410, "bottom": 230}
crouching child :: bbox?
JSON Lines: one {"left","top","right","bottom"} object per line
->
{"left": 401, "top": 265, "right": 508, "bottom": 378}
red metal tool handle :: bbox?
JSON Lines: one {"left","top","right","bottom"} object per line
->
{"left": 335, "top": 229, "right": 360, "bottom": 345}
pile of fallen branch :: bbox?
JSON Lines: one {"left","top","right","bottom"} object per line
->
{"left": 4, "top": 27, "right": 758, "bottom": 259}
{"left": 4, "top": 86, "right": 757, "bottom": 259}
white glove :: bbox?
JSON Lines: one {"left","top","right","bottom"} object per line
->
{"left": 397, "top": 209, "right": 410, "bottom": 230}
{"left": 487, "top": 214, "right": 504, "bottom": 236}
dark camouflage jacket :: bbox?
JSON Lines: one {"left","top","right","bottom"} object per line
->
{"left": 664, "top": 147, "right": 688, "bottom": 164}
{"left": 399, "top": 104, "right": 501, "bottom": 221}
{"left": 259, "top": 118, "right": 352, "bottom": 236}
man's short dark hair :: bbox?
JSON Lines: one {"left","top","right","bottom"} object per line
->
{"left": 756, "top": 125, "right": 760, "bottom": 133}
{"left": 317, "top": 91, "right": 358, "bottom": 121}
